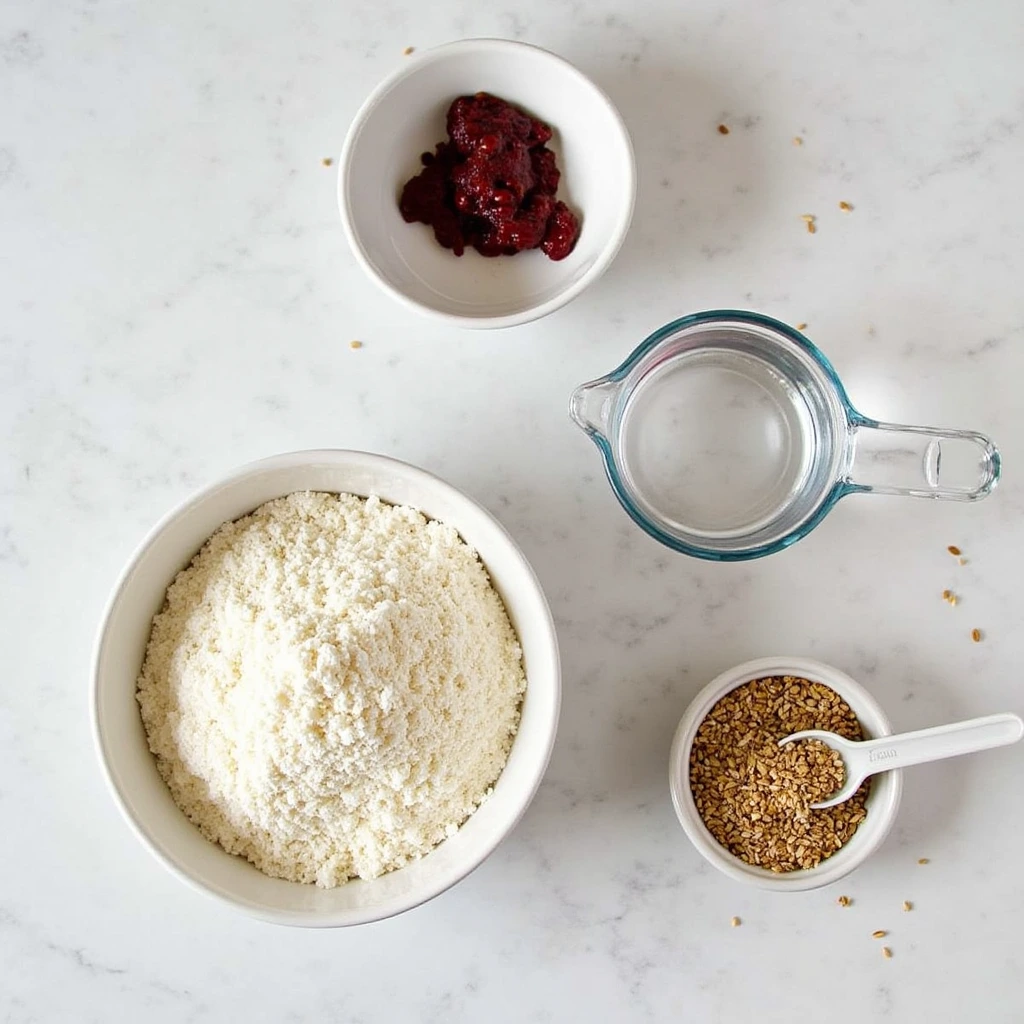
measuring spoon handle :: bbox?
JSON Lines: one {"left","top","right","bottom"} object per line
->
{"left": 861, "top": 713, "right": 1024, "bottom": 773}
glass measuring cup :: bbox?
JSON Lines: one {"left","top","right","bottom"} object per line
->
{"left": 569, "top": 310, "right": 1000, "bottom": 560}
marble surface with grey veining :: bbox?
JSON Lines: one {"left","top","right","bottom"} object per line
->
{"left": 2, "top": 0, "right": 1023, "bottom": 1020}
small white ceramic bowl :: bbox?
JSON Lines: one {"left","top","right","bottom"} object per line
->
{"left": 669, "top": 657, "right": 902, "bottom": 891}
{"left": 338, "top": 38, "right": 635, "bottom": 329}
{"left": 92, "top": 450, "right": 561, "bottom": 927}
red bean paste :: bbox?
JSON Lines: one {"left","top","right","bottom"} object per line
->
{"left": 399, "top": 92, "right": 581, "bottom": 261}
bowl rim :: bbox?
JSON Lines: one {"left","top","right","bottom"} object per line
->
{"left": 90, "top": 449, "right": 562, "bottom": 926}
{"left": 337, "top": 37, "right": 636, "bottom": 330}
{"left": 668, "top": 656, "right": 903, "bottom": 891}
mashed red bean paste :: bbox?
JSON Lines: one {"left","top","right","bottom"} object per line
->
{"left": 399, "top": 92, "right": 581, "bottom": 261}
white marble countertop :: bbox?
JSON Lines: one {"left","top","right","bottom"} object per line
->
{"left": 3, "top": 0, "right": 1023, "bottom": 1020}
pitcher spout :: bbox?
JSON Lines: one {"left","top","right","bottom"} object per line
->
{"left": 569, "top": 377, "right": 619, "bottom": 438}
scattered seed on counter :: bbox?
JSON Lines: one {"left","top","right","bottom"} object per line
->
{"left": 731, "top": 916, "right": 741, "bottom": 927}
{"left": 882, "top": 946, "right": 893, "bottom": 959}
{"left": 872, "top": 930, "right": 887, "bottom": 939}
{"left": 350, "top": 340, "right": 363, "bottom": 350}
{"left": 958, "top": 557, "right": 968, "bottom": 566}
{"left": 971, "top": 628, "right": 983, "bottom": 643}
{"left": 902, "top": 900, "right": 913, "bottom": 912}
{"left": 942, "top": 589, "right": 958, "bottom": 606}
{"left": 403, "top": 46, "right": 415, "bottom": 55}
{"left": 839, "top": 201, "right": 853, "bottom": 212}
{"left": 918, "top": 857, "right": 930, "bottom": 865}
{"left": 837, "top": 895, "right": 851, "bottom": 907}
{"left": 718, "top": 124, "right": 730, "bottom": 135}
{"left": 793, "top": 136, "right": 804, "bottom": 146}
{"left": 801, "top": 214, "right": 817, "bottom": 234}
{"left": 948, "top": 545, "right": 962, "bottom": 557}
{"left": 796, "top": 322, "right": 808, "bottom": 331}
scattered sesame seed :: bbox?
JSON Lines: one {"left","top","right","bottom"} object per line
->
{"left": 839, "top": 201, "right": 853, "bottom": 212}
{"left": 793, "top": 136, "right": 803, "bottom": 146}
{"left": 918, "top": 858, "right": 930, "bottom": 865}
{"left": 718, "top": 124, "right": 730, "bottom": 135}
{"left": 321, "top": 157, "right": 333, "bottom": 167}
{"left": 902, "top": 901, "right": 912, "bottom": 912}
{"left": 948, "top": 545, "right": 962, "bottom": 556}
{"left": 958, "top": 557, "right": 968, "bottom": 566}
{"left": 837, "top": 895, "right": 851, "bottom": 907}
{"left": 796, "top": 322, "right": 808, "bottom": 331}
{"left": 872, "top": 930, "right": 887, "bottom": 939}
{"left": 971, "top": 628, "right": 982, "bottom": 643}
{"left": 349, "top": 340, "right": 363, "bottom": 350}
{"left": 403, "top": 46, "right": 415, "bottom": 55}
{"left": 731, "top": 916, "right": 741, "bottom": 927}
{"left": 882, "top": 946, "right": 893, "bottom": 959}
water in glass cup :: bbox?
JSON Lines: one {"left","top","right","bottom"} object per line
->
{"left": 570, "top": 311, "right": 999, "bottom": 560}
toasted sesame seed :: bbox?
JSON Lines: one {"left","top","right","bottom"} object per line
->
{"left": 718, "top": 124, "right": 730, "bottom": 135}
{"left": 349, "top": 340, "right": 363, "bottom": 349}
{"left": 882, "top": 946, "right": 893, "bottom": 959}
{"left": 948, "top": 545, "right": 962, "bottom": 556}
{"left": 918, "top": 857, "right": 930, "bottom": 865}
{"left": 837, "top": 895, "right": 851, "bottom": 907}
{"left": 793, "top": 136, "right": 803, "bottom": 146}
{"left": 403, "top": 46, "right": 415, "bottom": 55}
{"left": 689, "top": 676, "right": 868, "bottom": 873}
{"left": 731, "top": 916, "right": 741, "bottom": 927}
{"left": 839, "top": 201, "right": 853, "bottom": 212}
{"left": 902, "top": 901, "right": 912, "bottom": 912}
{"left": 796, "top": 322, "right": 808, "bottom": 331}
{"left": 971, "top": 628, "right": 982, "bottom": 642}
{"left": 321, "top": 157, "right": 333, "bottom": 167}
{"left": 958, "top": 557, "right": 968, "bottom": 566}
{"left": 872, "top": 930, "right": 887, "bottom": 939}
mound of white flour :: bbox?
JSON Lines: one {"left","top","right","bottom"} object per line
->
{"left": 137, "top": 491, "right": 525, "bottom": 886}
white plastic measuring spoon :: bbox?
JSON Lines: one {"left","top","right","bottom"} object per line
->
{"left": 779, "top": 712, "right": 1024, "bottom": 810}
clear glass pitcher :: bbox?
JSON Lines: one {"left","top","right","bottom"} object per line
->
{"left": 569, "top": 310, "right": 1000, "bottom": 560}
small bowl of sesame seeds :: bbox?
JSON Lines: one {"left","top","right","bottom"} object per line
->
{"left": 669, "top": 656, "right": 903, "bottom": 891}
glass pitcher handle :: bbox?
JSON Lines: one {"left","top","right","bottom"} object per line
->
{"left": 846, "top": 416, "right": 1000, "bottom": 500}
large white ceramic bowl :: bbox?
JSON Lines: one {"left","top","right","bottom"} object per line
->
{"left": 338, "top": 38, "right": 635, "bottom": 329}
{"left": 91, "top": 450, "right": 561, "bottom": 926}
{"left": 669, "top": 657, "right": 902, "bottom": 891}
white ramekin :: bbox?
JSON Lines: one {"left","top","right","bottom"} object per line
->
{"left": 669, "top": 656, "right": 902, "bottom": 891}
